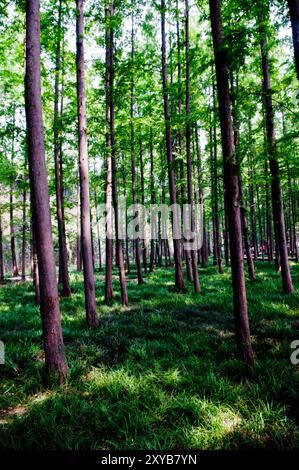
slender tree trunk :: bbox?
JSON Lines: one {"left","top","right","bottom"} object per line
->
{"left": 76, "top": 183, "right": 82, "bottom": 271}
{"left": 106, "top": 1, "right": 128, "bottom": 306}
{"left": 94, "top": 186, "right": 102, "bottom": 271}
{"left": 211, "top": 85, "right": 224, "bottom": 274}
{"left": 130, "top": 14, "right": 144, "bottom": 285}
{"left": 223, "top": 191, "right": 230, "bottom": 266}
{"left": 54, "top": 0, "right": 71, "bottom": 297}
{"left": 258, "top": 9, "right": 294, "bottom": 293}
{"left": 161, "top": 0, "right": 185, "bottom": 291}
{"left": 139, "top": 140, "right": 147, "bottom": 273}
{"left": 194, "top": 123, "right": 207, "bottom": 268}
{"left": 149, "top": 127, "right": 155, "bottom": 272}
{"left": 230, "top": 75, "right": 255, "bottom": 281}
{"left": 209, "top": 0, "right": 253, "bottom": 365}
{"left": 21, "top": 185, "right": 27, "bottom": 281}
{"left": 25, "top": 0, "right": 67, "bottom": 382}
{"left": 288, "top": 0, "right": 299, "bottom": 81}
{"left": 10, "top": 111, "right": 19, "bottom": 277}
{"left": 76, "top": 0, "right": 99, "bottom": 326}
{"left": 185, "top": 0, "right": 200, "bottom": 292}
{"left": 0, "top": 210, "right": 4, "bottom": 283}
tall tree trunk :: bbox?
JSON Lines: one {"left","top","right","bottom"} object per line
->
{"left": 0, "top": 210, "right": 4, "bottom": 283}
{"left": 258, "top": 9, "right": 294, "bottom": 293}
{"left": 76, "top": 182, "right": 82, "bottom": 271}
{"left": 161, "top": 0, "right": 185, "bottom": 292}
{"left": 139, "top": 140, "right": 147, "bottom": 273}
{"left": 149, "top": 127, "right": 155, "bottom": 272}
{"left": 94, "top": 186, "right": 102, "bottom": 271}
{"left": 10, "top": 110, "right": 19, "bottom": 277}
{"left": 211, "top": 84, "right": 224, "bottom": 274}
{"left": 25, "top": 0, "right": 67, "bottom": 382}
{"left": 106, "top": 1, "right": 128, "bottom": 306}
{"left": 209, "top": 0, "right": 253, "bottom": 365}
{"left": 185, "top": 0, "right": 200, "bottom": 292}
{"left": 54, "top": 0, "right": 71, "bottom": 297}
{"left": 76, "top": 0, "right": 99, "bottom": 326}
{"left": 130, "top": 13, "right": 143, "bottom": 285}
{"left": 288, "top": 0, "right": 299, "bottom": 81}
{"left": 230, "top": 76, "right": 255, "bottom": 281}
{"left": 195, "top": 123, "right": 207, "bottom": 268}
{"left": 21, "top": 185, "right": 27, "bottom": 281}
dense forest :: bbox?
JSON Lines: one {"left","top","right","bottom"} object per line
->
{"left": 0, "top": 0, "right": 298, "bottom": 452}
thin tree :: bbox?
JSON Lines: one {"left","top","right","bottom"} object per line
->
{"left": 25, "top": 0, "right": 67, "bottom": 382}
{"left": 106, "top": 1, "right": 128, "bottom": 306}
{"left": 209, "top": 0, "right": 253, "bottom": 365}
{"left": 76, "top": 0, "right": 99, "bottom": 326}
{"left": 185, "top": 0, "right": 200, "bottom": 291}
{"left": 258, "top": 7, "right": 294, "bottom": 293}
{"left": 0, "top": 209, "right": 4, "bottom": 283}
{"left": 287, "top": 0, "right": 299, "bottom": 80}
{"left": 54, "top": 0, "right": 71, "bottom": 297}
{"left": 160, "top": 0, "right": 185, "bottom": 291}
{"left": 130, "top": 12, "right": 144, "bottom": 284}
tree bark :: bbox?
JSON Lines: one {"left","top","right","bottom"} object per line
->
{"left": 288, "top": 0, "right": 299, "bottom": 81}
{"left": 10, "top": 110, "right": 19, "bottom": 278}
{"left": 54, "top": 0, "right": 71, "bottom": 297}
{"left": 21, "top": 184, "right": 27, "bottom": 281}
{"left": 130, "top": 13, "right": 144, "bottom": 285}
{"left": 25, "top": 0, "right": 67, "bottom": 382}
{"left": 185, "top": 0, "right": 200, "bottom": 292}
{"left": 161, "top": 0, "right": 185, "bottom": 291}
{"left": 258, "top": 9, "right": 294, "bottom": 293}
{"left": 0, "top": 210, "right": 4, "bottom": 283}
{"left": 209, "top": 0, "right": 253, "bottom": 365}
{"left": 76, "top": 0, "right": 99, "bottom": 326}
{"left": 106, "top": 1, "right": 128, "bottom": 306}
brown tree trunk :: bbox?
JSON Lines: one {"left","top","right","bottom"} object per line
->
{"left": 130, "top": 14, "right": 143, "bottom": 285}
{"left": 54, "top": 0, "right": 71, "bottom": 297}
{"left": 0, "top": 210, "right": 4, "bottom": 283}
{"left": 21, "top": 185, "right": 27, "bottom": 281}
{"left": 25, "top": 0, "right": 67, "bottom": 382}
{"left": 209, "top": 0, "right": 253, "bottom": 365}
{"left": 149, "top": 127, "right": 155, "bottom": 272}
{"left": 230, "top": 75, "right": 255, "bottom": 281}
{"left": 288, "top": 0, "right": 299, "bottom": 81}
{"left": 258, "top": 9, "right": 294, "bottom": 293}
{"left": 76, "top": 183, "right": 82, "bottom": 271}
{"left": 139, "top": 140, "right": 147, "bottom": 273}
{"left": 94, "top": 186, "right": 102, "bottom": 271}
{"left": 161, "top": 0, "right": 185, "bottom": 292}
{"left": 76, "top": 0, "right": 99, "bottom": 326}
{"left": 106, "top": 1, "right": 128, "bottom": 306}
{"left": 185, "top": 0, "right": 200, "bottom": 292}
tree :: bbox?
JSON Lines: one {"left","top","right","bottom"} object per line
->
{"left": 287, "top": 0, "right": 299, "bottom": 80}
{"left": 160, "top": 0, "right": 185, "bottom": 292}
{"left": 258, "top": 7, "right": 294, "bottom": 294}
{"left": 54, "top": 0, "right": 71, "bottom": 297}
{"left": 209, "top": 0, "right": 253, "bottom": 365}
{"left": 76, "top": 0, "right": 99, "bottom": 327}
{"left": 25, "top": 0, "right": 67, "bottom": 382}
{"left": 185, "top": 0, "right": 200, "bottom": 292}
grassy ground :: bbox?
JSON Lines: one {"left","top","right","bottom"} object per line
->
{"left": 0, "top": 261, "right": 298, "bottom": 450}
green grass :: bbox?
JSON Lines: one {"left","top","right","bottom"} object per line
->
{"left": 0, "top": 261, "right": 299, "bottom": 450}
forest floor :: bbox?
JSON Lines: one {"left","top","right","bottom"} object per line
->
{"left": 0, "top": 261, "right": 298, "bottom": 450}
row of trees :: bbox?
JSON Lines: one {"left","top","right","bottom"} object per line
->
{"left": 0, "top": 0, "right": 298, "bottom": 381}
